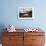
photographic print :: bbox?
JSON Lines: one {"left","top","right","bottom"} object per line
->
{"left": 18, "top": 7, "right": 34, "bottom": 19}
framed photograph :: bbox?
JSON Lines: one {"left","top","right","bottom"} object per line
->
{"left": 18, "top": 7, "right": 34, "bottom": 19}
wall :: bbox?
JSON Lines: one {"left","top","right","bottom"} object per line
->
{"left": 0, "top": 0, "right": 46, "bottom": 29}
